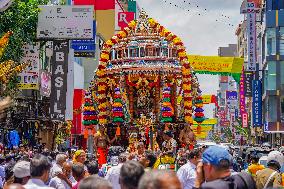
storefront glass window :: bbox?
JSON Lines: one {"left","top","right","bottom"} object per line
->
{"left": 268, "top": 97, "right": 277, "bottom": 122}
{"left": 280, "top": 27, "right": 284, "bottom": 55}
{"left": 266, "top": 28, "right": 276, "bottom": 55}
{"left": 268, "top": 61, "right": 276, "bottom": 90}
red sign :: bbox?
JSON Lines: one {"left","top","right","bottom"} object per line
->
{"left": 242, "top": 113, "right": 248, "bottom": 128}
{"left": 74, "top": 0, "right": 115, "bottom": 10}
{"left": 118, "top": 12, "right": 135, "bottom": 29}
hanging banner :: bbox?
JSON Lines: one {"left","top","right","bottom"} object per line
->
{"left": 244, "top": 71, "right": 253, "bottom": 97}
{"left": 40, "top": 70, "right": 51, "bottom": 97}
{"left": 226, "top": 91, "right": 238, "bottom": 101}
{"left": 65, "top": 49, "right": 74, "bottom": 121}
{"left": 242, "top": 112, "right": 248, "bottom": 128}
{"left": 202, "top": 95, "right": 217, "bottom": 104}
{"left": 239, "top": 70, "right": 246, "bottom": 115}
{"left": 219, "top": 107, "right": 230, "bottom": 127}
{"left": 17, "top": 43, "right": 40, "bottom": 90}
{"left": 247, "top": 2, "right": 256, "bottom": 71}
{"left": 118, "top": 12, "right": 135, "bottom": 29}
{"left": 252, "top": 80, "right": 262, "bottom": 126}
{"left": 50, "top": 40, "right": 69, "bottom": 121}
{"left": 188, "top": 55, "right": 244, "bottom": 74}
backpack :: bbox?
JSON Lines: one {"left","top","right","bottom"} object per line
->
{"left": 200, "top": 172, "right": 256, "bottom": 189}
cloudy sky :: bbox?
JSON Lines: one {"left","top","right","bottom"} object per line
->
{"left": 135, "top": 0, "right": 243, "bottom": 117}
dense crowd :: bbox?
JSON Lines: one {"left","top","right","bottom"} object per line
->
{"left": 0, "top": 142, "right": 283, "bottom": 189}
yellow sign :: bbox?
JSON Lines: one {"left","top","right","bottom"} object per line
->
{"left": 17, "top": 83, "right": 39, "bottom": 90}
{"left": 188, "top": 55, "right": 244, "bottom": 74}
{"left": 193, "top": 118, "right": 217, "bottom": 125}
{"left": 191, "top": 125, "right": 213, "bottom": 139}
{"left": 202, "top": 95, "right": 212, "bottom": 104}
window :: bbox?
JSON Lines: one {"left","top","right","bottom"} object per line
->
{"left": 268, "top": 61, "right": 276, "bottom": 90}
{"left": 266, "top": 28, "right": 276, "bottom": 55}
{"left": 268, "top": 97, "right": 278, "bottom": 122}
{"left": 281, "top": 61, "right": 284, "bottom": 84}
{"left": 280, "top": 27, "right": 284, "bottom": 55}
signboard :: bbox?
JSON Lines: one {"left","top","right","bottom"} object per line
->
{"left": 244, "top": 71, "right": 253, "bottom": 97}
{"left": 242, "top": 112, "right": 248, "bottom": 128}
{"left": 17, "top": 43, "right": 40, "bottom": 90}
{"left": 40, "top": 70, "right": 51, "bottom": 97}
{"left": 226, "top": 91, "right": 238, "bottom": 101}
{"left": 247, "top": 2, "right": 256, "bottom": 71}
{"left": 37, "top": 5, "right": 93, "bottom": 39}
{"left": 252, "top": 80, "right": 262, "bottom": 126}
{"left": 219, "top": 107, "right": 230, "bottom": 127}
{"left": 71, "top": 20, "right": 96, "bottom": 58}
{"left": 118, "top": 12, "right": 135, "bottom": 29}
{"left": 239, "top": 70, "right": 246, "bottom": 114}
{"left": 65, "top": 49, "right": 74, "bottom": 120}
{"left": 50, "top": 40, "right": 69, "bottom": 121}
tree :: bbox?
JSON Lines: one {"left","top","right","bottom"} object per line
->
{"left": 0, "top": 0, "right": 48, "bottom": 63}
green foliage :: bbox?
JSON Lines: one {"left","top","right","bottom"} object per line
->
{"left": 0, "top": 0, "right": 48, "bottom": 62}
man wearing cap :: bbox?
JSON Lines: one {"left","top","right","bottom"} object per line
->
{"left": 13, "top": 161, "right": 30, "bottom": 185}
{"left": 193, "top": 146, "right": 256, "bottom": 189}
{"left": 162, "top": 131, "right": 177, "bottom": 155}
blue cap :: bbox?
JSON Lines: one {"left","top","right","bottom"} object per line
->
{"left": 202, "top": 146, "right": 232, "bottom": 166}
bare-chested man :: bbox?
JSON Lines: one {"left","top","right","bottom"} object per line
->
{"left": 94, "top": 125, "right": 116, "bottom": 167}
{"left": 179, "top": 126, "right": 196, "bottom": 150}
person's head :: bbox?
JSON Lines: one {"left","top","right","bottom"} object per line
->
{"left": 13, "top": 161, "right": 30, "bottom": 185}
{"left": 74, "top": 150, "right": 86, "bottom": 164}
{"left": 139, "top": 151, "right": 157, "bottom": 168}
{"left": 86, "top": 161, "right": 99, "bottom": 175}
{"left": 267, "top": 150, "right": 284, "bottom": 171}
{"left": 202, "top": 146, "right": 232, "bottom": 182}
{"left": 138, "top": 170, "right": 182, "bottom": 189}
{"left": 19, "top": 144, "right": 25, "bottom": 153}
{"left": 78, "top": 175, "right": 112, "bottom": 189}
{"left": 119, "top": 161, "right": 145, "bottom": 189}
{"left": 251, "top": 154, "right": 259, "bottom": 164}
{"left": 72, "top": 163, "right": 85, "bottom": 182}
{"left": 162, "top": 131, "right": 173, "bottom": 141}
{"left": 137, "top": 143, "right": 145, "bottom": 155}
{"left": 30, "top": 154, "right": 52, "bottom": 183}
{"left": 56, "top": 153, "right": 67, "bottom": 166}
{"left": 118, "top": 153, "right": 128, "bottom": 164}
{"left": 188, "top": 149, "right": 201, "bottom": 166}
{"left": 62, "top": 162, "right": 72, "bottom": 178}
{"left": 98, "top": 125, "right": 106, "bottom": 132}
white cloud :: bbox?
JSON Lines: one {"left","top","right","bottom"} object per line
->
{"left": 136, "top": 0, "right": 242, "bottom": 117}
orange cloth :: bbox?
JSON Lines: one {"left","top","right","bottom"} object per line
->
{"left": 248, "top": 163, "right": 265, "bottom": 176}
{"left": 97, "top": 147, "right": 108, "bottom": 167}
{"left": 282, "top": 173, "right": 284, "bottom": 186}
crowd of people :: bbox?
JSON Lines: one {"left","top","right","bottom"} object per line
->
{"left": 0, "top": 131, "right": 283, "bottom": 189}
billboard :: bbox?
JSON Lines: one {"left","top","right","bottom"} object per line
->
{"left": 50, "top": 40, "right": 69, "bottom": 121}
{"left": 246, "top": 1, "right": 256, "bottom": 71}
{"left": 71, "top": 21, "right": 96, "bottom": 57}
{"left": 37, "top": 5, "right": 93, "bottom": 39}
{"left": 252, "top": 80, "right": 262, "bottom": 126}
{"left": 242, "top": 112, "right": 248, "bottom": 128}
{"left": 17, "top": 43, "right": 40, "bottom": 90}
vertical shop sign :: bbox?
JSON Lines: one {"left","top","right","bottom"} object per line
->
{"left": 118, "top": 12, "right": 135, "bottom": 29}
{"left": 242, "top": 112, "right": 248, "bottom": 128}
{"left": 247, "top": 2, "right": 256, "bottom": 71}
{"left": 252, "top": 80, "right": 262, "bottom": 126}
{"left": 40, "top": 70, "right": 51, "bottom": 97}
{"left": 239, "top": 70, "right": 246, "bottom": 114}
{"left": 244, "top": 71, "right": 253, "bottom": 97}
{"left": 50, "top": 40, "right": 69, "bottom": 121}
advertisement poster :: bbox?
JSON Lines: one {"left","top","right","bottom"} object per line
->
{"left": 40, "top": 70, "right": 51, "bottom": 97}
{"left": 18, "top": 43, "right": 40, "bottom": 90}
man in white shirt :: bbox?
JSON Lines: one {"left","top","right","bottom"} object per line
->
{"left": 105, "top": 153, "right": 127, "bottom": 189}
{"left": 50, "top": 153, "right": 67, "bottom": 178}
{"left": 177, "top": 149, "right": 201, "bottom": 189}
{"left": 24, "top": 154, "right": 53, "bottom": 189}
{"left": 49, "top": 162, "right": 73, "bottom": 189}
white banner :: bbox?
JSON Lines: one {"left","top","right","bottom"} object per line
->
{"left": 18, "top": 43, "right": 40, "bottom": 90}
{"left": 37, "top": 5, "right": 94, "bottom": 39}
{"left": 65, "top": 49, "right": 74, "bottom": 121}
{"left": 247, "top": 2, "right": 256, "bottom": 71}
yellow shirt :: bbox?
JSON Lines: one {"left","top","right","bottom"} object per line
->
{"left": 248, "top": 163, "right": 265, "bottom": 176}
